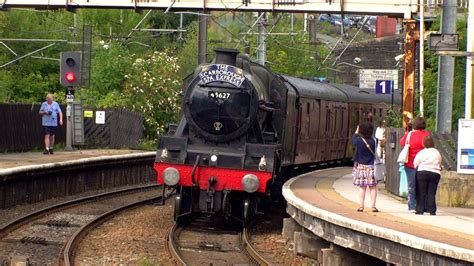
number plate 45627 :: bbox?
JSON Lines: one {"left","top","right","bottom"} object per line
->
{"left": 209, "top": 91, "right": 231, "bottom": 100}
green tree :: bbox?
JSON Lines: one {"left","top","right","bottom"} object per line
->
{"left": 423, "top": 13, "right": 467, "bottom": 131}
{"left": 117, "top": 51, "right": 181, "bottom": 136}
{"left": 1, "top": 10, "right": 334, "bottom": 139}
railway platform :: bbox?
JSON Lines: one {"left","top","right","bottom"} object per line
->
{"left": 0, "top": 149, "right": 156, "bottom": 209}
{"left": 0, "top": 149, "right": 153, "bottom": 174}
{"left": 282, "top": 167, "right": 474, "bottom": 265}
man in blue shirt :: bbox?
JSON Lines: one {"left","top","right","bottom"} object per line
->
{"left": 39, "top": 94, "right": 63, "bottom": 154}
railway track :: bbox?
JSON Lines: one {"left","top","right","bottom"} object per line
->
{"left": 167, "top": 217, "right": 271, "bottom": 265}
{"left": 0, "top": 184, "right": 166, "bottom": 265}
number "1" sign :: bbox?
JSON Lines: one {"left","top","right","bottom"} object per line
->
{"left": 375, "top": 80, "right": 392, "bottom": 94}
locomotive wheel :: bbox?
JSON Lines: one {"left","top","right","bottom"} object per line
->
{"left": 222, "top": 192, "right": 232, "bottom": 217}
{"left": 173, "top": 194, "right": 181, "bottom": 222}
{"left": 243, "top": 199, "right": 250, "bottom": 226}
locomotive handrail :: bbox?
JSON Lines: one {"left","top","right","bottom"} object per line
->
{"left": 198, "top": 83, "right": 239, "bottom": 89}
{"left": 191, "top": 155, "right": 200, "bottom": 185}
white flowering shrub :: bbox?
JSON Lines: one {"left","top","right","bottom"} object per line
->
{"left": 121, "top": 51, "right": 182, "bottom": 136}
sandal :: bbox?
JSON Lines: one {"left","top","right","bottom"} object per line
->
{"left": 371, "top": 207, "right": 379, "bottom": 213}
{"left": 357, "top": 207, "right": 364, "bottom": 212}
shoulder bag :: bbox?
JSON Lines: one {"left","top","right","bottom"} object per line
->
{"left": 397, "top": 131, "right": 413, "bottom": 164}
{"left": 361, "top": 137, "right": 385, "bottom": 183}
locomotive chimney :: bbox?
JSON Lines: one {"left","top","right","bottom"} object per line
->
{"left": 214, "top": 48, "right": 240, "bottom": 66}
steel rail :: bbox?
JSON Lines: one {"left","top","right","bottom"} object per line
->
{"left": 61, "top": 194, "right": 165, "bottom": 265}
{"left": 166, "top": 220, "right": 270, "bottom": 265}
{"left": 242, "top": 227, "right": 271, "bottom": 266}
{"left": 0, "top": 184, "right": 159, "bottom": 238}
{"left": 166, "top": 223, "right": 186, "bottom": 266}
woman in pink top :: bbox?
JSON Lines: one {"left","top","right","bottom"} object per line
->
{"left": 413, "top": 136, "right": 442, "bottom": 215}
{"left": 399, "top": 117, "right": 430, "bottom": 211}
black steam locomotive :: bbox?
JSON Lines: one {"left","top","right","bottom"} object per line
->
{"left": 154, "top": 48, "right": 401, "bottom": 224}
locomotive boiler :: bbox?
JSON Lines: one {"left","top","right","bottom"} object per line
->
{"left": 154, "top": 48, "right": 401, "bottom": 224}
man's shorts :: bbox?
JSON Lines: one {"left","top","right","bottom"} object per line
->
{"left": 43, "top": 126, "right": 57, "bottom": 135}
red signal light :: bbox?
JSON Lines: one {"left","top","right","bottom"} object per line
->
{"left": 65, "top": 72, "right": 76, "bottom": 83}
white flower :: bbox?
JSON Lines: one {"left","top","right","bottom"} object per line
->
{"left": 103, "top": 44, "right": 109, "bottom": 49}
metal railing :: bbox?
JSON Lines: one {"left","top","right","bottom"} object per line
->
{"left": 424, "top": 0, "right": 468, "bottom": 8}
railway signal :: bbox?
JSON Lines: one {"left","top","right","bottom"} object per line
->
{"left": 60, "top": 51, "right": 82, "bottom": 151}
{"left": 60, "top": 52, "right": 82, "bottom": 87}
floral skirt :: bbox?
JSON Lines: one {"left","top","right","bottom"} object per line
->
{"left": 352, "top": 162, "right": 377, "bottom": 187}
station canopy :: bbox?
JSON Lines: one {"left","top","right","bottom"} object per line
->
{"left": 1, "top": 0, "right": 418, "bottom": 19}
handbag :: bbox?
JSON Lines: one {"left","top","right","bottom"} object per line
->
{"left": 361, "top": 137, "right": 385, "bottom": 182}
{"left": 397, "top": 131, "right": 413, "bottom": 163}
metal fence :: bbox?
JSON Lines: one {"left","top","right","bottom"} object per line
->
{"left": 0, "top": 104, "right": 144, "bottom": 152}
{"left": 384, "top": 127, "right": 458, "bottom": 196}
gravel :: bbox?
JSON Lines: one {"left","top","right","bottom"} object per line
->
{"left": 0, "top": 188, "right": 159, "bottom": 265}
{"left": 4, "top": 186, "right": 316, "bottom": 265}
{"left": 75, "top": 201, "right": 316, "bottom": 265}
{"left": 0, "top": 184, "right": 153, "bottom": 227}
{"left": 250, "top": 210, "right": 318, "bottom": 265}
{"left": 74, "top": 200, "right": 175, "bottom": 265}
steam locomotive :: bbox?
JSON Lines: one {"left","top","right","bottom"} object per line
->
{"left": 154, "top": 48, "right": 401, "bottom": 224}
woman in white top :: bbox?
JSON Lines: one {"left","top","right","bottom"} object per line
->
{"left": 375, "top": 121, "right": 386, "bottom": 159}
{"left": 413, "top": 136, "right": 442, "bottom": 215}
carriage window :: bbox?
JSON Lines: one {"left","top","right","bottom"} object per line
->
{"left": 307, "top": 102, "right": 310, "bottom": 115}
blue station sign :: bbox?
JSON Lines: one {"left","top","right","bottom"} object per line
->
{"left": 375, "top": 80, "right": 392, "bottom": 94}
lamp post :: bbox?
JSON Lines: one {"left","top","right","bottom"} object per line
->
{"left": 419, "top": 0, "right": 425, "bottom": 117}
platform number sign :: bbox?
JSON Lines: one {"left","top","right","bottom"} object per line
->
{"left": 375, "top": 80, "right": 392, "bottom": 94}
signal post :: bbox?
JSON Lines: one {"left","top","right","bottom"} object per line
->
{"left": 60, "top": 52, "right": 82, "bottom": 151}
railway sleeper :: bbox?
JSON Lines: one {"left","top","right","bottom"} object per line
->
{"left": 2, "top": 238, "right": 62, "bottom": 246}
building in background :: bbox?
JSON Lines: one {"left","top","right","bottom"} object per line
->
{"left": 376, "top": 16, "right": 398, "bottom": 38}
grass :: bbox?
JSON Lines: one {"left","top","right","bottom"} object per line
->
{"left": 139, "top": 257, "right": 161, "bottom": 266}
{"left": 136, "top": 138, "right": 157, "bottom": 151}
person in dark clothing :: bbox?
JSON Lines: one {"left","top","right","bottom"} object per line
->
{"left": 352, "top": 122, "right": 378, "bottom": 212}
{"left": 414, "top": 136, "right": 442, "bottom": 215}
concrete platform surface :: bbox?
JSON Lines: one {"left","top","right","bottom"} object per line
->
{"left": 0, "top": 149, "right": 154, "bottom": 173}
{"left": 283, "top": 167, "right": 474, "bottom": 263}
{"left": 334, "top": 174, "right": 474, "bottom": 236}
